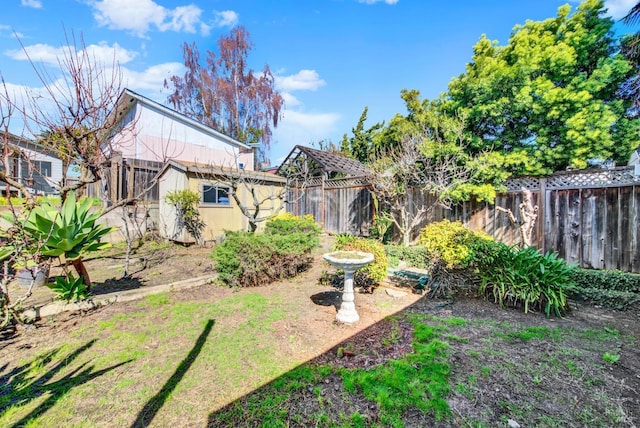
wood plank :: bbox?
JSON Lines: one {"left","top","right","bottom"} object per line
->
{"left": 565, "top": 189, "right": 581, "bottom": 265}
{"left": 633, "top": 186, "right": 640, "bottom": 273}
{"left": 604, "top": 187, "right": 619, "bottom": 270}
{"left": 545, "top": 190, "right": 558, "bottom": 255}
{"left": 580, "top": 188, "right": 595, "bottom": 269}
{"left": 556, "top": 190, "right": 568, "bottom": 259}
{"left": 619, "top": 186, "right": 633, "bottom": 272}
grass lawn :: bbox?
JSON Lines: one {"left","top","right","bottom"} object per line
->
{"left": 1, "top": 242, "right": 639, "bottom": 427}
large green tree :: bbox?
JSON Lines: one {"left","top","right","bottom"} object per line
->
{"left": 339, "top": 107, "right": 383, "bottom": 163}
{"left": 446, "top": 0, "right": 639, "bottom": 175}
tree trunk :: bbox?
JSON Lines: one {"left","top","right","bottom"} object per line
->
{"left": 71, "top": 258, "right": 92, "bottom": 290}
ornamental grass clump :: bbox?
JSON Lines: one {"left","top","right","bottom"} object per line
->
{"left": 476, "top": 244, "right": 573, "bottom": 318}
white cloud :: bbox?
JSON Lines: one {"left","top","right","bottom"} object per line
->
{"left": 91, "top": 0, "right": 165, "bottom": 37}
{"left": 89, "top": 0, "right": 224, "bottom": 37}
{"left": 605, "top": 0, "right": 636, "bottom": 19}
{"left": 5, "top": 42, "right": 138, "bottom": 67}
{"left": 269, "top": 68, "right": 339, "bottom": 163}
{"left": 212, "top": 10, "right": 239, "bottom": 28}
{"left": 357, "top": 0, "right": 399, "bottom": 4}
{"left": 281, "top": 92, "right": 301, "bottom": 107}
{"left": 84, "top": 42, "right": 138, "bottom": 65}
{"left": 271, "top": 110, "right": 341, "bottom": 165}
{"left": 158, "top": 5, "right": 202, "bottom": 33}
{"left": 276, "top": 69, "right": 326, "bottom": 92}
{"left": 5, "top": 43, "right": 68, "bottom": 65}
{"left": 122, "top": 61, "right": 185, "bottom": 92}
{"left": 21, "top": 0, "right": 42, "bottom": 8}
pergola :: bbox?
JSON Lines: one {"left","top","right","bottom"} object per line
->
{"left": 276, "top": 145, "right": 371, "bottom": 178}
{"left": 276, "top": 145, "right": 372, "bottom": 228}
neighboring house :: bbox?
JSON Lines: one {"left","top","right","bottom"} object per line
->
{"left": 157, "top": 160, "right": 286, "bottom": 243}
{"left": 0, "top": 132, "right": 63, "bottom": 196}
{"left": 630, "top": 147, "right": 640, "bottom": 166}
{"left": 106, "top": 89, "right": 254, "bottom": 171}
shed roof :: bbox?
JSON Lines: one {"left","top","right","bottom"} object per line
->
{"left": 159, "top": 159, "right": 287, "bottom": 183}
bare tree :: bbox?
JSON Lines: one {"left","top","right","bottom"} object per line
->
{"left": 7, "top": 31, "right": 129, "bottom": 203}
{"left": 164, "top": 26, "right": 284, "bottom": 165}
{"left": 0, "top": 79, "right": 44, "bottom": 328}
{"left": 371, "top": 125, "right": 471, "bottom": 247}
{"left": 208, "top": 159, "right": 288, "bottom": 233}
{"left": 496, "top": 187, "right": 539, "bottom": 247}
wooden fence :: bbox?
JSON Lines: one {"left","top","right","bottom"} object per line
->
{"left": 86, "top": 155, "right": 162, "bottom": 203}
{"left": 287, "top": 166, "right": 640, "bottom": 273}
{"left": 286, "top": 176, "right": 373, "bottom": 236}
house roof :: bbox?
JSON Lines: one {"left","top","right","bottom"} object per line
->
{"left": 4, "top": 132, "right": 61, "bottom": 159}
{"left": 277, "top": 145, "right": 371, "bottom": 177}
{"left": 159, "top": 159, "right": 287, "bottom": 184}
{"left": 106, "top": 88, "right": 252, "bottom": 150}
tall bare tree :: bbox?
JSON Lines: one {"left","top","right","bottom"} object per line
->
{"left": 164, "top": 26, "right": 284, "bottom": 164}
{"left": 3, "top": 31, "right": 129, "bottom": 203}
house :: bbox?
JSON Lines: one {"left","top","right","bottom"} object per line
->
{"left": 157, "top": 160, "right": 286, "bottom": 243}
{"left": 98, "top": 89, "right": 255, "bottom": 204}
{"left": 0, "top": 132, "right": 63, "bottom": 196}
{"left": 107, "top": 88, "right": 254, "bottom": 169}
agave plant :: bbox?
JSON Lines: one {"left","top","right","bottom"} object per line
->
{"left": 1, "top": 191, "right": 115, "bottom": 288}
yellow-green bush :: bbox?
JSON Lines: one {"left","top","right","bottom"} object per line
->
{"left": 418, "top": 220, "right": 492, "bottom": 269}
{"left": 265, "top": 213, "right": 321, "bottom": 235}
{"left": 333, "top": 235, "right": 388, "bottom": 285}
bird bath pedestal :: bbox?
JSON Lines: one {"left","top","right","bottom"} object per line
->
{"left": 323, "top": 251, "right": 374, "bottom": 323}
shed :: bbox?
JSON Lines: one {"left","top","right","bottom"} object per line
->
{"left": 158, "top": 160, "right": 287, "bottom": 243}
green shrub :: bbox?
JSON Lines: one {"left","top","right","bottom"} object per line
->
{"left": 165, "top": 189, "right": 205, "bottom": 243}
{"left": 213, "top": 230, "right": 318, "bottom": 287}
{"left": 333, "top": 235, "right": 388, "bottom": 285}
{"left": 566, "top": 268, "right": 640, "bottom": 310}
{"left": 384, "top": 244, "right": 430, "bottom": 269}
{"left": 265, "top": 213, "right": 321, "bottom": 236}
{"left": 570, "top": 269, "right": 640, "bottom": 293}
{"left": 477, "top": 245, "right": 573, "bottom": 317}
{"left": 418, "top": 220, "right": 492, "bottom": 269}
{"left": 47, "top": 273, "right": 89, "bottom": 302}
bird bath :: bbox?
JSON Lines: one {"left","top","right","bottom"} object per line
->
{"left": 323, "top": 251, "right": 374, "bottom": 323}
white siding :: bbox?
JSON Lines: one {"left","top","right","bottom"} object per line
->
{"left": 112, "top": 102, "right": 254, "bottom": 170}
{"left": 158, "top": 166, "right": 192, "bottom": 243}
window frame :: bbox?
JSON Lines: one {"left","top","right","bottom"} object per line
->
{"left": 201, "top": 183, "right": 231, "bottom": 206}
{"left": 32, "top": 160, "right": 52, "bottom": 178}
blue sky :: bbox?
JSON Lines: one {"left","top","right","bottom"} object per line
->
{"left": 0, "top": 0, "right": 636, "bottom": 165}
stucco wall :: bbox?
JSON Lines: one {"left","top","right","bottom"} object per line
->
{"left": 157, "top": 166, "right": 286, "bottom": 244}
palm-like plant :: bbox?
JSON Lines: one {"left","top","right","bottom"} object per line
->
{"left": 2, "top": 192, "right": 115, "bottom": 288}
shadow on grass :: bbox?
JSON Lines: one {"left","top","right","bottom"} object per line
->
{"left": 206, "top": 296, "right": 438, "bottom": 428}
{"left": 130, "top": 319, "right": 215, "bottom": 428}
{"left": 0, "top": 339, "right": 132, "bottom": 427}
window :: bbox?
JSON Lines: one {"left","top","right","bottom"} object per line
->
{"left": 33, "top": 161, "right": 52, "bottom": 177}
{"left": 202, "top": 184, "right": 231, "bottom": 205}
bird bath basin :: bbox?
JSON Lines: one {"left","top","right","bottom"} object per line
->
{"left": 323, "top": 251, "right": 374, "bottom": 323}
